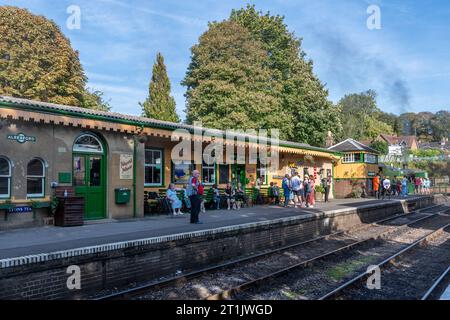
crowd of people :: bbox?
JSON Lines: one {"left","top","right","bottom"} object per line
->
{"left": 165, "top": 169, "right": 432, "bottom": 224}
{"left": 164, "top": 170, "right": 334, "bottom": 223}
{"left": 372, "top": 173, "right": 432, "bottom": 199}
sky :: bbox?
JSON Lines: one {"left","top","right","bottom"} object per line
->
{"left": 1, "top": 0, "right": 450, "bottom": 119}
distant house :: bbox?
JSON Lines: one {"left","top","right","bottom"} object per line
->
{"left": 418, "top": 138, "right": 450, "bottom": 152}
{"left": 328, "top": 138, "right": 380, "bottom": 198}
{"left": 379, "top": 134, "right": 418, "bottom": 156}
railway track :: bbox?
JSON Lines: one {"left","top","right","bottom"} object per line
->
{"left": 421, "top": 266, "right": 450, "bottom": 300}
{"left": 94, "top": 204, "right": 447, "bottom": 300}
{"left": 212, "top": 210, "right": 450, "bottom": 300}
{"left": 319, "top": 223, "right": 450, "bottom": 300}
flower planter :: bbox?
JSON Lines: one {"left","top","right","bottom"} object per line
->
{"left": 314, "top": 192, "right": 324, "bottom": 202}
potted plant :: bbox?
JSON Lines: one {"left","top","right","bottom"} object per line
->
{"left": 314, "top": 185, "right": 325, "bottom": 202}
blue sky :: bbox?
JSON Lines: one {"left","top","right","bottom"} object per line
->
{"left": 2, "top": 0, "right": 450, "bottom": 118}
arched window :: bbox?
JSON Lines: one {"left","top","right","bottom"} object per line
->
{"left": 0, "top": 157, "right": 11, "bottom": 198}
{"left": 73, "top": 134, "right": 104, "bottom": 154}
{"left": 27, "top": 158, "right": 45, "bottom": 197}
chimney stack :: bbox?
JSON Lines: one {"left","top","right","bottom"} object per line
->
{"left": 325, "top": 131, "right": 334, "bottom": 148}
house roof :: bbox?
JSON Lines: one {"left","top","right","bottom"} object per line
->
{"left": 0, "top": 96, "right": 339, "bottom": 156}
{"left": 380, "top": 134, "right": 417, "bottom": 148}
{"left": 418, "top": 141, "right": 450, "bottom": 151}
{"left": 328, "top": 138, "right": 379, "bottom": 154}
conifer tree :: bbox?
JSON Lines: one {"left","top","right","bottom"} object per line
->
{"left": 141, "top": 53, "right": 179, "bottom": 122}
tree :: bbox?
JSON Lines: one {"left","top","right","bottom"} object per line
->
{"left": 81, "top": 89, "right": 111, "bottom": 111}
{"left": 430, "top": 110, "right": 449, "bottom": 141}
{"left": 229, "top": 5, "right": 342, "bottom": 146}
{"left": 141, "top": 53, "right": 179, "bottom": 122}
{"left": 338, "top": 90, "right": 394, "bottom": 140}
{"left": 0, "top": 6, "right": 109, "bottom": 111}
{"left": 370, "top": 140, "right": 388, "bottom": 155}
{"left": 183, "top": 5, "right": 342, "bottom": 145}
{"left": 183, "top": 21, "right": 285, "bottom": 132}
{"left": 0, "top": 6, "right": 86, "bottom": 106}
{"left": 378, "top": 111, "right": 402, "bottom": 136}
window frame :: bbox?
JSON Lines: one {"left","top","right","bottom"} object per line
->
{"left": 144, "top": 148, "right": 164, "bottom": 187}
{"left": 73, "top": 133, "right": 104, "bottom": 154}
{"left": 202, "top": 163, "right": 216, "bottom": 186}
{"left": 365, "top": 153, "right": 378, "bottom": 164}
{"left": 0, "top": 156, "right": 12, "bottom": 199}
{"left": 342, "top": 153, "right": 355, "bottom": 163}
{"left": 26, "top": 158, "right": 45, "bottom": 198}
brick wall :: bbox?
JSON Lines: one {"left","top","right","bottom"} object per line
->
{"left": 0, "top": 196, "right": 434, "bottom": 300}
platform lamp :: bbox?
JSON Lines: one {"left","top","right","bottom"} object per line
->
{"left": 134, "top": 125, "right": 147, "bottom": 144}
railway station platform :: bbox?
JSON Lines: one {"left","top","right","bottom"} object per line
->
{"left": 0, "top": 195, "right": 445, "bottom": 299}
{"left": 0, "top": 195, "right": 440, "bottom": 260}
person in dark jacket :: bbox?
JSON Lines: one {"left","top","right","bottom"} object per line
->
{"left": 186, "top": 170, "right": 202, "bottom": 224}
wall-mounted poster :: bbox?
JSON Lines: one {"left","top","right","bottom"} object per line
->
{"left": 120, "top": 154, "right": 133, "bottom": 180}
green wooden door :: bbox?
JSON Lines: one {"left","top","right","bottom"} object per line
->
{"left": 73, "top": 154, "right": 106, "bottom": 220}
{"left": 232, "top": 164, "right": 246, "bottom": 187}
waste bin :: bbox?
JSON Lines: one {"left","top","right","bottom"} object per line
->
{"left": 115, "top": 188, "right": 131, "bottom": 204}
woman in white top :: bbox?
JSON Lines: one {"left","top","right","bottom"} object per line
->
{"left": 167, "top": 183, "right": 184, "bottom": 216}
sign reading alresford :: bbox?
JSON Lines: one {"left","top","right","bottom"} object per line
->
{"left": 7, "top": 133, "right": 36, "bottom": 144}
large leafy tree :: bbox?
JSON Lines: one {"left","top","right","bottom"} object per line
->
{"left": 183, "top": 5, "right": 341, "bottom": 145}
{"left": 229, "top": 5, "right": 342, "bottom": 145}
{"left": 0, "top": 6, "right": 107, "bottom": 110}
{"left": 141, "top": 53, "right": 179, "bottom": 122}
{"left": 429, "top": 110, "right": 449, "bottom": 141}
{"left": 183, "top": 21, "right": 285, "bottom": 132}
{"left": 81, "top": 89, "right": 111, "bottom": 111}
{"left": 338, "top": 90, "right": 394, "bottom": 140}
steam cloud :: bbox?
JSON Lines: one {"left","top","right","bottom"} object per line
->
{"left": 307, "top": 26, "right": 411, "bottom": 116}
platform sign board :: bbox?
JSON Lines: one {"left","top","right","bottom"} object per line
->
{"left": 7, "top": 133, "right": 36, "bottom": 144}
{"left": 120, "top": 154, "right": 133, "bottom": 180}
{"left": 7, "top": 206, "right": 33, "bottom": 214}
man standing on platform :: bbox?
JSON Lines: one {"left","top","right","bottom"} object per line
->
{"left": 322, "top": 175, "right": 332, "bottom": 203}
{"left": 373, "top": 173, "right": 380, "bottom": 199}
{"left": 291, "top": 172, "right": 303, "bottom": 208}
{"left": 187, "top": 170, "right": 203, "bottom": 224}
{"left": 282, "top": 174, "right": 291, "bottom": 207}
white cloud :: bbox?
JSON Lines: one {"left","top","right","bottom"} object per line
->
{"left": 97, "top": 0, "right": 207, "bottom": 27}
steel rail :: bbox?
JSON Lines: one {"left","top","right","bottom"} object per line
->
{"left": 319, "top": 222, "right": 450, "bottom": 300}
{"left": 206, "top": 210, "right": 446, "bottom": 300}
{"left": 421, "top": 266, "right": 450, "bottom": 300}
{"left": 95, "top": 204, "right": 442, "bottom": 300}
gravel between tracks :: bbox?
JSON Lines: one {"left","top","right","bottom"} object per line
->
{"left": 233, "top": 214, "right": 450, "bottom": 300}
{"left": 128, "top": 209, "right": 448, "bottom": 300}
{"left": 335, "top": 226, "right": 450, "bottom": 300}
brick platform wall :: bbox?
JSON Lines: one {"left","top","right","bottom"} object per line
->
{"left": 0, "top": 196, "right": 435, "bottom": 300}
{"left": 334, "top": 179, "right": 368, "bottom": 198}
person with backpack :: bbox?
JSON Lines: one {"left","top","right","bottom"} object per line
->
{"left": 282, "top": 174, "right": 291, "bottom": 207}
{"left": 186, "top": 170, "right": 203, "bottom": 224}
{"left": 290, "top": 172, "right": 303, "bottom": 208}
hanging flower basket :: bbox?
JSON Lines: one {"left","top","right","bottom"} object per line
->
{"left": 304, "top": 155, "right": 315, "bottom": 164}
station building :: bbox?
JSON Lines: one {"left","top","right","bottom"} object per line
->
{"left": 328, "top": 138, "right": 380, "bottom": 198}
{"left": 0, "top": 96, "right": 340, "bottom": 229}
